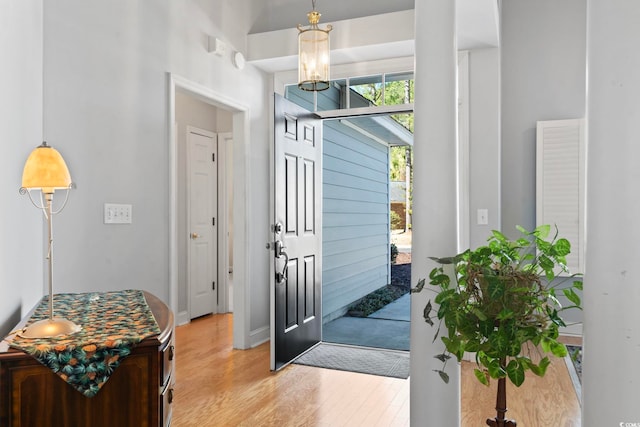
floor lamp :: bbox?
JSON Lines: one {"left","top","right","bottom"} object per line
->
{"left": 19, "top": 142, "right": 81, "bottom": 338}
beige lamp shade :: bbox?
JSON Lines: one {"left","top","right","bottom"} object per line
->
{"left": 21, "top": 142, "right": 72, "bottom": 194}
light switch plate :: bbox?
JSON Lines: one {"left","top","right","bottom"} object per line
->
{"left": 104, "top": 203, "right": 133, "bottom": 224}
{"left": 477, "top": 208, "right": 489, "bottom": 225}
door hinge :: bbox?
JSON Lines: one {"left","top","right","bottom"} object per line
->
{"left": 212, "top": 281, "right": 216, "bottom": 290}
{"left": 212, "top": 153, "right": 215, "bottom": 162}
{"left": 212, "top": 217, "right": 215, "bottom": 226}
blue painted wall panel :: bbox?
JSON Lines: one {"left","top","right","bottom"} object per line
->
{"left": 322, "top": 119, "right": 390, "bottom": 320}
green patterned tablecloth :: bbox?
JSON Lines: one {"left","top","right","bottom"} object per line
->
{"left": 10, "top": 289, "right": 161, "bottom": 397}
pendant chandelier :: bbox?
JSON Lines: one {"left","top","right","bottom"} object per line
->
{"left": 297, "top": 0, "right": 332, "bottom": 91}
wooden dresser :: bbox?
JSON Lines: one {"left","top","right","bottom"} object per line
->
{"left": 0, "top": 291, "right": 175, "bottom": 427}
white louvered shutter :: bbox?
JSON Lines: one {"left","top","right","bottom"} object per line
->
{"left": 536, "top": 119, "right": 585, "bottom": 274}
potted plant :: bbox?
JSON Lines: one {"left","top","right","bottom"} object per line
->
{"left": 412, "top": 225, "right": 582, "bottom": 426}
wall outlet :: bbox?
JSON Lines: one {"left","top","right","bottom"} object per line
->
{"left": 104, "top": 203, "right": 133, "bottom": 224}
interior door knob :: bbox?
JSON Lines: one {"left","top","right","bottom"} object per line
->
{"left": 191, "top": 232, "right": 200, "bottom": 239}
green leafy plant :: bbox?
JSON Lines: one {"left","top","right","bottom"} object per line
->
{"left": 390, "top": 243, "right": 399, "bottom": 263}
{"left": 412, "top": 225, "right": 582, "bottom": 387}
{"left": 348, "top": 284, "right": 407, "bottom": 317}
{"left": 390, "top": 210, "right": 403, "bottom": 230}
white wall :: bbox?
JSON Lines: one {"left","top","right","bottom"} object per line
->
{"left": 0, "top": 0, "right": 45, "bottom": 336}
{"left": 500, "top": 0, "right": 586, "bottom": 236}
{"left": 468, "top": 47, "right": 500, "bottom": 248}
{"left": 4, "top": 0, "right": 272, "bottom": 342}
{"left": 583, "top": 0, "right": 640, "bottom": 423}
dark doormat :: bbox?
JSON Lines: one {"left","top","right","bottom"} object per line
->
{"left": 294, "top": 342, "right": 410, "bottom": 379}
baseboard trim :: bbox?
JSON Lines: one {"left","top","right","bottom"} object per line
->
{"left": 250, "top": 325, "right": 270, "bottom": 348}
{"left": 177, "top": 310, "right": 190, "bottom": 326}
{"left": 564, "top": 350, "right": 582, "bottom": 406}
{"left": 560, "top": 322, "right": 583, "bottom": 337}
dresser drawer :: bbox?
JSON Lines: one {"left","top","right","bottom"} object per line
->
{"left": 161, "top": 335, "right": 175, "bottom": 388}
{"left": 162, "top": 380, "right": 174, "bottom": 427}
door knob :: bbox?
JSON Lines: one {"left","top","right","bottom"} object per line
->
{"left": 191, "top": 232, "right": 200, "bottom": 239}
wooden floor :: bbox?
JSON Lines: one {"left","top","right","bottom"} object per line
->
{"left": 171, "top": 314, "right": 581, "bottom": 426}
{"left": 460, "top": 339, "right": 582, "bottom": 426}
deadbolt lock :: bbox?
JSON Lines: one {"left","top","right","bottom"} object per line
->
{"left": 271, "top": 222, "right": 283, "bottom": 234}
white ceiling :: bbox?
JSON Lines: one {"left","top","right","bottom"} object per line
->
{"left": 249, "top": 0, "right": 415, "bottom": 34}
{"left": 247, "top": 0, "right": 500, "bottom": 72}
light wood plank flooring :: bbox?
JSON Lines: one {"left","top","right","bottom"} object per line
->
{"left": 171, "top": 314, "right": 580, "bottom": 426}
{"left": 460, "top": 343, "right": 581, "bottom": 426}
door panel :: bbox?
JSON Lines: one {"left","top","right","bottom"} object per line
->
{"left": 304, "top": 255, "right": 316, "bottom": 319}
{"left": 286, "top": 259, "right": 299, "bottom": 330}
{"left": 304, "top": 160, "right": 315, "bottom": 232}
{"left": 285, "top": 154, "right": 298, "bottom": 234}
{"left": 272, "top": 94, "right": 322, "bottom": 370}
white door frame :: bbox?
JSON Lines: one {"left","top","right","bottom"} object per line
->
{"left": 217, "top": 132, "right": 233, "bottom": 314}
{"left": 168, "top": 73, "right": 251, "bottom": 349}
{"left": 457, "top": 50, "right": 470, "bottom": 251}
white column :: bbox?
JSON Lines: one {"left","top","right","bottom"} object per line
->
{"left": 583, "top": 1, "right": 640, "bottom": 425}
{"left": 410, "top": 0, "right": 459, "bottom": 425}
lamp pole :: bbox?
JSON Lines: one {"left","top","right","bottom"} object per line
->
{"left": 44, "top": 192, "right": 55, "bottom": 321}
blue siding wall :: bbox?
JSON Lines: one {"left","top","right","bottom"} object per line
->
{"left": 285, "top": 86, "right": 391, "bottom": 322}
{"left": 323, "top": 122, "right": 390, "bottom": 320}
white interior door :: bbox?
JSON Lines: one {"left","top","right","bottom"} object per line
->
{"left": 189, "top": 127, "right": 218, "bottom": 319}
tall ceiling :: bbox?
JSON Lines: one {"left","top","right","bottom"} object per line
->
{"left": 249, "top": 0, "right": 415, "bottom": 34}
{"left": 249, "top": 0, "right": 499, "bottom": 50}
{"left": 246, "top": 0, "right": 500, "bottom": 72}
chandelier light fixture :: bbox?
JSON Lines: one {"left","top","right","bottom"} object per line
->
{"left": 297, "top": 0, "right": 332, "bottom": 91}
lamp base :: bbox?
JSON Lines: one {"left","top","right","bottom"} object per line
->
{"left": 19, "top": 317, "right": 82, "bottom": 338}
